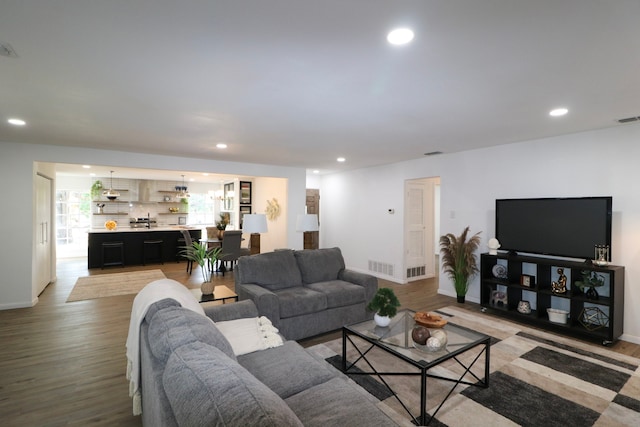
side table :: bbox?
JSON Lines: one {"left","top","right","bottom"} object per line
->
{"left": 190, "top": 285, "right": 238, "bottom": 304}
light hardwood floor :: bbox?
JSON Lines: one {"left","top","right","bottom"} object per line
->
{"left": 1, "top": 258, "right": 637, "bottom": 426}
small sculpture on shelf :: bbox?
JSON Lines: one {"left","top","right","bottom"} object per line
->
{"left": 490, "top": 290, "right": 508, "bottom": 307}
{"left": 551, "top": 268, "right": 567, "bottom": 294}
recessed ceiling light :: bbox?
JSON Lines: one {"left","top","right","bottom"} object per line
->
{"left": 82, "top": 165, "right": 91, "bottom": 169}
{"left": 387, "top": 28, "right": 414, "bottom": 45}
{"left": 216, "top": 143, "right": 227, "bottom": 149}
{"left": 337, "top": 157, "right": 346, "bottom": 162}
{"left": 313, "top": 170, "right": 319, "bottom": 174}
{"left": 549, "top": 108, "right": 568, "bottom": 117}
{"left": 8, "top": 118, "right": 26, "bottom": 126}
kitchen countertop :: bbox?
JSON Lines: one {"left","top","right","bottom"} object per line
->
{"left": 88, "top": 226, "right": 200, "bottom": 234}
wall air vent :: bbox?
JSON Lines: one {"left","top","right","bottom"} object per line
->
{"left": 0, "top": 43, "right": 18, "bottom": 58}
{"left": 368, "top": 260, "right": 394, "bottom": 277}
{"left": 617, "top": 116, "right": 640, "bottom": 124}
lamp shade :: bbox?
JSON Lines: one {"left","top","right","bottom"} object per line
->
{"left": 242, "top": 214, "right": 268, "bottom": 234}
{"left": 296, "top": 214, "right": 319, "bottom": 232}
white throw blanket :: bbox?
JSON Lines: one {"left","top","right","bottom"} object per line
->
{"left": 125, "top": 279, "right": 204, "bottom": 416}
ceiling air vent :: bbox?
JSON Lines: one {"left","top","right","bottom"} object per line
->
{"left": 0, "top": 43, "right": 18, "bottom": 58}
{"left": 617, "top": 116, "right": 640, "bottom": 124}
{"left": 424, "top": 151, "right": 443, "bottom": 156}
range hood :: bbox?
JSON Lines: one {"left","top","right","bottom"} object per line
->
{"left": 137, "top": 180, "right": 155, "bottom": 202}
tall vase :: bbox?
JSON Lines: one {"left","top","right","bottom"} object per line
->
{"left": 457, "top": 295, "right": 466, "bottom": 303}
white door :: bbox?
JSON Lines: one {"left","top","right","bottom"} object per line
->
{"left": 35, "top": 174, "right": 52, "bottom": 295}
{"left": 404, "top": 178, "right": 436, "bottom": 281}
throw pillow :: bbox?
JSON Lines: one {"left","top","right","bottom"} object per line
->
{"left": 215, "top": 316, "right": 284, "bottom": 356}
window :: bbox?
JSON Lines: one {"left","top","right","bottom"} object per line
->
{"left": 185, "top": 192, "right": 216, "bottom": 225}
{"left": 56, "top": 189, "right": 91, "bottom": 257}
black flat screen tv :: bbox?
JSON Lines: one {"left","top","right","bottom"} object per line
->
{"left": 495, "top": 197, "right": 612, "bottom": 260}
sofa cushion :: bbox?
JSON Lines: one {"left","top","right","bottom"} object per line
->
{"left": 238, "top": 341, "right": 335, "bottom": 399}
{"left": 285, "top": 377, "right": 392, "bottom": 427}
{"left": 238, "top": 250, "right": 303, "bottom": 290}
{"left": 305, "top": 280, "right": 366, "bottom": 308}
{"left": 274, "top": 287, "right": 327, "bottom": 319}
{"left": 163, "top": 342, "right": 303, "bottom": 427}
{"left": 294, "top": 247, "right": 345, "bottom": 284}
{"left": 148, "top": 306, "right": 236, "bottom": 362}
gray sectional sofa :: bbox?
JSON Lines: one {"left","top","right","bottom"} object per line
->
{"left": 235, "top": 247, "right": 378, "bottom": 340}
{"left": 139, "top": 297, "right": 395, "bottom": 426}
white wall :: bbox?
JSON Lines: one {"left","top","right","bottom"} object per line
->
{"left": 0, "top": 141, "right": 306, "bottom": 309}
{"left": 252, "top": 176, "right": 290, "bottom": 252}
{"left": 319, "top": 124, "right": 640, "bottom": 344}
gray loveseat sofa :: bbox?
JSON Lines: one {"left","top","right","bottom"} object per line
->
{"left": 235, "top": 247, "right": 378, "bottom": 340}
{"left": 139, "top": 298, "right": 395, "bottom": 426}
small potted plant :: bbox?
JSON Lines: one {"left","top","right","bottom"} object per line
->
{"left": 440, "top": 226, "right": 482, "bottom": 303}
{"left": 575, "top": 270, "right": 605, "bottom": 300}
{"left": 367, "top": 287, "right": 401, "bottom": 327}
{"left": 180, "top": 241, "right": 222, "bottom": 295}
{"left": 91, "top": 180, "right": 103, "bottom": 200}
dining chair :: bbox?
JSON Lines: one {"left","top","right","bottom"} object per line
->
{"left": 217, "top": 230, "right": 250, "bottom": 275}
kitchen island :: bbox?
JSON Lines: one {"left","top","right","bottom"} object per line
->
{"left": 87, "top": 227, "right": 201, "bottom": 269}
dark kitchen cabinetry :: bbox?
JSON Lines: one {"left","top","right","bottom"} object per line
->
{"left": 88, "top": 229, "right": 201, "bottom": 269}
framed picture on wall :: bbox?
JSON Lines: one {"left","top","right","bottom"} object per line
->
{"left": 240, "top": 181, "right": 252, "bottom": 205}
{"left": 240, "top": 205, "right": 251, "bottom": 228}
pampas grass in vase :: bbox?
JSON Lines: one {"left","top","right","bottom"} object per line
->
{"left": 440, "top": 226, "right": 481, "bottom": 303}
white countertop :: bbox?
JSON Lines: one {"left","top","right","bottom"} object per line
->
{"left": 88, "top": 226, "right": 200, "bottom": 234}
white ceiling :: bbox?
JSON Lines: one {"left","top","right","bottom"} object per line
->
{"left": 2, "top": 0, "right": 640, "bottom": 177}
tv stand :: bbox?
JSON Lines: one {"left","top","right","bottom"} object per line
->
{"left": 480, "top": 253, "right": 624, "bottom": 345}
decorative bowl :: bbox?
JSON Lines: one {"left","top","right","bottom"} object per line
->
{"left": 414, "top": 312, "right": 447, "bottom": 328}
{"left": 547, "top": 308, "right": 569, "bottom": 324}
{"left": 414, "top": 329, "right": 448, "bottom": 352}
{"left": 104, "top": 220, "right": 118, "bottom": 231}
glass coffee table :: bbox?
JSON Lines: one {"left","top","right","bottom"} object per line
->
{"left": 342, "top": 309, "right": 490, "bottom": 426}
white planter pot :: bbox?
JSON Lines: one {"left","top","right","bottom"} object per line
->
{"left": 374, "top": 313, "right": 391, "bottom": 327}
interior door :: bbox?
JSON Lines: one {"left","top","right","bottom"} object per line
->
{"left": 404, "top": 178, "right": 436, "bottom": 281}
{"left": 35, "top": 174, "right": 52, "bottom": 295}
{"left": 304, "top": 189, "right": 319, "bottom": 249}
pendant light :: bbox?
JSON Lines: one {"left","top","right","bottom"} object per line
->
{"left": 103, "top": 170, "right": 120, "bottom": 200}
{"left": 176, "top": 175, "right": 190, "bottom": 199}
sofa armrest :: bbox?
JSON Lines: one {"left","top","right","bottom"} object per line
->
{"left": 339, "top": 269, "right": 378, "bottom": 304}
{"left": 236, "top": 283, "right": 281, "bottom": 326}
{"left": 203, "top": 299, "right": 259, "bottom": 322}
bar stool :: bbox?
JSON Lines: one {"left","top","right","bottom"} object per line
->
{"left": 101, "top": 241, "right": 124, "bottom": 269}
{"left": 143, "top": 239, "right": 164, "bottom": 265}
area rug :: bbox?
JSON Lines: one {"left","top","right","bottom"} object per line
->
{"left": 307, "top": 306, "right": 640, "bottom": 426}
{"left": 66, "top": 270, "right": 166, "bottom": 302}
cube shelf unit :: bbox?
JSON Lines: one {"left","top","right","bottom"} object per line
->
{"left": 480, "top": 252, "right": 624, "bottom": 345}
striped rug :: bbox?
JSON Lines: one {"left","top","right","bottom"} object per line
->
{"left": 66, "top": 269, "right": 166, "bottom": 302}
{"left": 308, "top": 306, "right": 640, "bottom": 426}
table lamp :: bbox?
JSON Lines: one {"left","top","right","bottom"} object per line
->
{"left": 296, "top": 214, "right": 319, "bottom": 249}
{"left": 242, "top": 214, "right": 268, "bottom": 255}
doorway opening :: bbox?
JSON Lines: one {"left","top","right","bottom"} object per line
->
{"left": 404, "top": 177, "right": 440, "bottom": 281}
